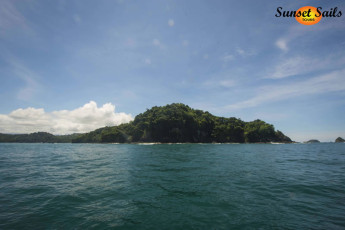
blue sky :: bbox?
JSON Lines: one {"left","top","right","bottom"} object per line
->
{"left": 0, "top": 0, "right": 345, "bottom": 141}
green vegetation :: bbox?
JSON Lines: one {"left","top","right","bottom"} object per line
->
{"left": 304, "top": 139, "right": 320, "bottom": 143}
{"left": 0, "top": 132, "right": 81, "bottom": 143}
{"left": 335, "top": 137, "right": 345, "bottom": 143}
{"left": 72, "top": 103, "right": 292, "bottom": 143}
{"left": 0, "top": 103, "right": 292, "bottom": 144}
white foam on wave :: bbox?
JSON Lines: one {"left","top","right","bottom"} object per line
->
{"left": 137, "top": 143, "right": 160, "bottom": 145}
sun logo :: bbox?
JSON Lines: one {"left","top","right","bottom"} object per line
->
{"left": 275, "top": 6, "right": 342, "bottom": 25}
{"left": 295, "top": 6, "right": 322, "bottom": 25}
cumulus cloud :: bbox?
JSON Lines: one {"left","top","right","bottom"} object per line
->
{"left": 0, "top": 101, "right": 133, "bottom": 134}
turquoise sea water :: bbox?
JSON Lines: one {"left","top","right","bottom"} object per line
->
{"left": 0, "top": 143, "right": 344, "bottom": 229}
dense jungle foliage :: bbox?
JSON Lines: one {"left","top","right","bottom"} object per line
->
{"left": 72, "top": 103, "right": 292, "bottom": 143}
{"left": 0, "top": 104, "right": 292, "bottom": 143}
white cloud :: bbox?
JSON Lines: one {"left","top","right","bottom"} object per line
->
{"left": 168, "top": 19, "right": 174, "bottom": 27}
{"left": 226, "top": 69, "right": 345, "bottom": 110}
{"left": 221, "top": 48, "right": 256, "bottom": 62}
{"left": 268, "top": 56, "right": 324, "bottom": 79}
{"left": 275, "top": 21, "right": 345, "bottom": 53}
{"left": 236, "top": 47, "right": 256, "bottom": 57}
{"left": 275, "top": 39, "right": 288, "bottom": 51}
{"left": 236, "top": 48, "right": 245, "bottom": 56}
{"left": 0, "top": 101, "right": 133, "bottom": 134}
{"left": 222, "top": 54, "right": 234, "bottom": 62}
{"left": 267, "top": 54, "right": 345, "bottom": 79}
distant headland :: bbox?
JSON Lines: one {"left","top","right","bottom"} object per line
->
{"left": 0, "top": 103, "right": 293, "bottom": 144}
{"left": 304, "top": 139, "right": 321, "bottom": 143}
{"left": 335, "top": 137, "right": 345, "bottom": 143}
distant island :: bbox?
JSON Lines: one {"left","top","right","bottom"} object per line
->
{"left": 0, "top": 132, "right": 80, "bottom": 143}
{"left": 304, "top": 139, "right": 320, "bottom": 143}
{"left": 0, "top": 103, "right": 292, "bottom": 144}
{"left": 335, "top": 137, "right": 345, "bottom": 143}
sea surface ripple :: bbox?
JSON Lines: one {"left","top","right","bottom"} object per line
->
{"left": 0, "top": 143, "right": 345, "bottom": 229}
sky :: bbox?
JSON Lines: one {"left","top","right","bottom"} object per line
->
{"left": 0, "top": 0, "right": 345, "bottom": 141}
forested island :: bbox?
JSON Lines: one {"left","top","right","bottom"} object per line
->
{"left": 0, "top": 132, "right": 80, "bottom": 143}
{"left": 335, "top": 137, "right": 345, "bottom": 143}
{"left": 0, "top": 103, "right": 292, "bottom": 143}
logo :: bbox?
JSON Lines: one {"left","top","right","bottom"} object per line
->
{"left": 275, "top": 6, "right": 342, "bottom": 25}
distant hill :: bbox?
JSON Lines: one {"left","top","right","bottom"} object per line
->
{"left": 0, "top": 104, "right": 292, "bottom": 144}
{"left": 335, "top": 137, "right": 345, "bottom": 143}
{"left": 304, "top": 139, "right": 320, "bottom": 143}
{"left": 72, "top": 103, "right": 292, "bottom": 143}
{"left": 0, "top": 132, "right": 81, "bottom": 143}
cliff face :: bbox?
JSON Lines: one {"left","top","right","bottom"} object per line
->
{"left": 73, "top": 103, "right": 292, "bottom": 143}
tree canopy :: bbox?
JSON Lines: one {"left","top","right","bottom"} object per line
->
{"left": 72, "top": 103, "right": 292, "bottom": 143}
{"left": 0, "top": 104, "right": 292, "bottom": 143}
{"left": 0, "top": 132, "right": 81, "bottom": 143}
{"left": 335, "top": 137, "right": 345, "bottom": 143}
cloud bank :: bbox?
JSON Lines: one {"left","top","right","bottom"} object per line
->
{"left": 0, "top": 101, "right": 133, "bottom": 134}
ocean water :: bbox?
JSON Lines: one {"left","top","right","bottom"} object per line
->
{"left": 0, "top": 143, "right": 344, "bottom": 229}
